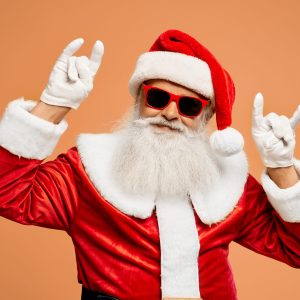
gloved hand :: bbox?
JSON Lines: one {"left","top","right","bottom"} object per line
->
{"left": 40, "top": 38, "right": 104, "bottom": 110}
{"left": 252, "top": 92, "right": 300, "bottom": 168}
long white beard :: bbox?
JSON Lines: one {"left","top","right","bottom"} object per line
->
{"left": 111, "top": 115, "right": 221, "bottom": 198}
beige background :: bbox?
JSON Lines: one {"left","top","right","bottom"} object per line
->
{"left": 1, "top": 0, "right": 300, "bottom": 299}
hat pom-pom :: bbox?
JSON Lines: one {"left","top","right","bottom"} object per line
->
{"left": 209, "top": 127, "right": 244, "bottom": 156}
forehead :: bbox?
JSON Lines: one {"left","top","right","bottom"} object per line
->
{"left": 144, "top": 79, "right": 200, "bottom": 98}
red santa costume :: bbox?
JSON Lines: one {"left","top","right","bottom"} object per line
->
{"left": 0, "top": 29, "right": 300, "bottom": 300}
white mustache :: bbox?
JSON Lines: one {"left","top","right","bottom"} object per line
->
{"left": 133, "top": 116, "right": 186, "bottom": 133}
{"left": 131, "top": 116, "right": 203, "bottom": 138}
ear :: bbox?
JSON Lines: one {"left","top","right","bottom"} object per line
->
{"left": 198, "top": 101, "right": 215, "bottom": 128}
{"left": 205, "top": 101, "right": 215, "bottom": 122}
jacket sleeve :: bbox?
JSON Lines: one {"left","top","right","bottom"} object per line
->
{"left": 234, "top": 168, "right": 300, "bottom": 268}
{"left": 0, "top": 97, "right": 80, "bottom": 232}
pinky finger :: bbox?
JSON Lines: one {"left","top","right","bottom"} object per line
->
{"left": 290, "top": 105, "right": 300, "bottom": 129}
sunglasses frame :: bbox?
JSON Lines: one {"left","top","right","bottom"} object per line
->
{"left": 142, "top": 83, "right": 210, "bottom": 119}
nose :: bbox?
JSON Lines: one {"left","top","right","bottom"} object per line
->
{"left": 160, "top": 100, "right": 179, "bottom": 121}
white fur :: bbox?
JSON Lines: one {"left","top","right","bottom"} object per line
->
{"left": 0, "top": 98, "right": 68, "bottom": 160}
{"left": 261, "top": 158, "right": 300, "bottom": 222}
{"left": 156, "top": 195, "right": 200, "bottom": 298}
{"left": 76, "top": 132, "right": 248, "bottom": 224}
{"left": 111, "top": 117, "right": 220, "bottom": 198}
{"left": 189, "top": 151, "right": 248, "bottom": 225}
{"left": 209, "top": 127, "right": 244, "bottom": 156}
{"left": 76, "top": 133, "right": 156, "bottom": 219}
{"left": 128, "top": 51, "right": 214, "bottom": 100}
{"left": 76, "top": 131, "right": 248, "bottom": 296}
{"left": 76, "top": 131, "right": 248, "bottom": 297}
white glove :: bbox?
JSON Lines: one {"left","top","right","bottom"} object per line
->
{"left": 252, "top": 92, "right": 300, "bottom": 168}
{"left": 40, "top": 38, "right": 104, "bottom": 110}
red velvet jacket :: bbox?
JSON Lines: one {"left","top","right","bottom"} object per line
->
{"left": 1, "top": 98, "right": 300, "bottom": 299}
{"left": 1, "top": 142, "right": 300, "bottom": 300}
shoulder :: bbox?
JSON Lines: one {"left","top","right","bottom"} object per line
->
{"left": 244, "top": 173, "right": 265, "bottom": 198}
{"left": 238, "top": 173, "right": 272, "bottom": 218}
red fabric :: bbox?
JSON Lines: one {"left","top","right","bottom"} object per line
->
{"left": 1, "top": 145, "right": 300, "bottom": 299}
{"left": 149, "top": 29, "right": 235, "bottom": 130}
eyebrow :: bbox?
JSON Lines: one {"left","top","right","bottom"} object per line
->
{"left": 184, "top": 93, "right": 210, "bottom": 101}
{"left": 177, "top": 90, "right": 210, "bottom": 101}
{"left": 198, "top": 94, "right": 210, "bottom": 101}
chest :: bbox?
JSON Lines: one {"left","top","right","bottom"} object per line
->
{"left": 70, "top": 187, "right": 244, "bottom": 299}
{"left": 71, "top": 180, "right": 245, "bottom": 258}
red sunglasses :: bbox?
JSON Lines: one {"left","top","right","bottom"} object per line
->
{"left": 142, "top": 84, "right": 210, "bottom": 118}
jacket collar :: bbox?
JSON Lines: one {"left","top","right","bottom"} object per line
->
{"left": 76, "top": 132, "right": 248, "bottom": 225}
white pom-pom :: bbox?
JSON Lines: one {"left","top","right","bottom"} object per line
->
{"left": 210, "top": 127, "right": 244, "bottom": 156}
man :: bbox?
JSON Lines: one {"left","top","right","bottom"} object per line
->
{"left": 0, "top": 29, "right": 300, "bottom": 300}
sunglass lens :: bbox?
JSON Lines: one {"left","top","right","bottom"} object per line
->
{"left": 146, "top": 88, "right": 170, "bottom": 108}
{"left": 179, "top": 97, "right": 202, "bottom": 117}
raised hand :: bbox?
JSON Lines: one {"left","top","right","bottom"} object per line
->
{"left": 40, "top": 38, "right": 104, "bottom": 110}
{"left": 252, "top": 92, "right": 300, "bottom": 168}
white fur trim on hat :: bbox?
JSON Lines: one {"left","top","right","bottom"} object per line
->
{"left": 0, "top": 97, "right": 68, "bottom": 160}
{"left": 128, "top": 51, "right": 214, "bottom": 99}
{"left": 261, "top": 158, "right": 300, "bottom": 222}
{"left": 209, "top": 127, "right": 244, "bottom": 156}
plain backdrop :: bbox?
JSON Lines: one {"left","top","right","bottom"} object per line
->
{"left": 0, "top": 0, "right": 300, "bottom": 299}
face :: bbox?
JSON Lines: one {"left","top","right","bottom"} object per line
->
{"left": 113, "top": 79, "right": 219, "bottom": 197}
{"left": 138, "top": 79, "right": 206, "bottom": 133}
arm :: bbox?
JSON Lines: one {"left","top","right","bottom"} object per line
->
{"left": 238, "top": 94, "right": 300, "bottom": 266}
{"left": 0, "top": 98, "right": 80, "bottom": 232}
{"left": 235, "top": 174, "right": 300, "bottom": 268}
{"left": 267, "top": 165, "right": 299, "bottom": 188}
{"left": 0, "top": 38, "right": 104, "bottom": 231}
{"left": 30, "top": 101, "right": 71, "bottom": 124}
{"left": 251, "top": 92, "right": 300, "bottom": 198}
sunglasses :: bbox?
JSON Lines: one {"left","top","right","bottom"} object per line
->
{"left": 142, "top": 84, "right": 210, "bottom": 118}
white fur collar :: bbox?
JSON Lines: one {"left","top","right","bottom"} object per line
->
{"left": 76, "top": 132, "right": 248, "bottom": 225}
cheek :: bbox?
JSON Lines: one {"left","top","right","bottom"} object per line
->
{"left": 139, "top": 101, "right": 161, "bottom": 118}
{"left": 181, "top": 116, "right": 199, "bottom": 129}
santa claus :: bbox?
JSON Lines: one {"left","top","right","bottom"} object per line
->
{"left": 0, "top": 29, "right": 300, "bottom": 300}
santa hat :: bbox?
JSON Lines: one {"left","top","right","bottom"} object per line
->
{"left": 128, "top": 29, "right": 244, "bottom": 156}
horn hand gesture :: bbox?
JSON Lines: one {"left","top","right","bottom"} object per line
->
{"left": 252, "top": 92, "right": 300, "bottom": 168}
{"left": 40, "top": 38, "right": 104, "bottom": 110}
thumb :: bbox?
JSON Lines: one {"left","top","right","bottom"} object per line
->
{"left": 76, "top": 56, "right": 90, "bottom": 79}
{"left": 67, "top": 56, "right": 79, "bottom": 81}
{"left": 76, "top": 57, "right": 93, "bottom": 91}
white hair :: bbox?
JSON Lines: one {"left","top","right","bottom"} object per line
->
{"left": 110, "top": 89, "right": 220, "bottom": 198}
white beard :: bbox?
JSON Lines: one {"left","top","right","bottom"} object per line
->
{"left": 111, "top": 115, "right": 221, "bottom": 198}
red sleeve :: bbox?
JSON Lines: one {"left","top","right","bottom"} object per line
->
{"left": 0, "top": 145, "right": 81, "bottom": 233}
{"left": 235, "top": 174, "right": 300, "bottom": 268}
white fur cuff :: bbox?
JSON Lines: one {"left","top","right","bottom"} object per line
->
{"left": 261, "top": 159, "right": 300, "bottom": 222}
{"left": 0, "top": 97, "right": 68, "bottom": 160}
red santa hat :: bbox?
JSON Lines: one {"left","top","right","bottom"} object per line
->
{"left": 128, "top": 29, "right": 244, "bottom": 156}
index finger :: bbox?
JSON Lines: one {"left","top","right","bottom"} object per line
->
{"left": 89, "top": 40, "right": 104, "bottom": 76}
{"left": 58, "top": 38, "right": 84, "bottom": 60}
{"left": 252, "top": 92, "right": 264, "bottom": 127}
{"left": 289, "top": 105, "right": 300, "bottom": 129}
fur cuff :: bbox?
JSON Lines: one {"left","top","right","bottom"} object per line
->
{"left": 0, "top": 97, "right": 68, "bottom": 160}
{"left": 261, "top": 159, "right": 300, "bottom": 222}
